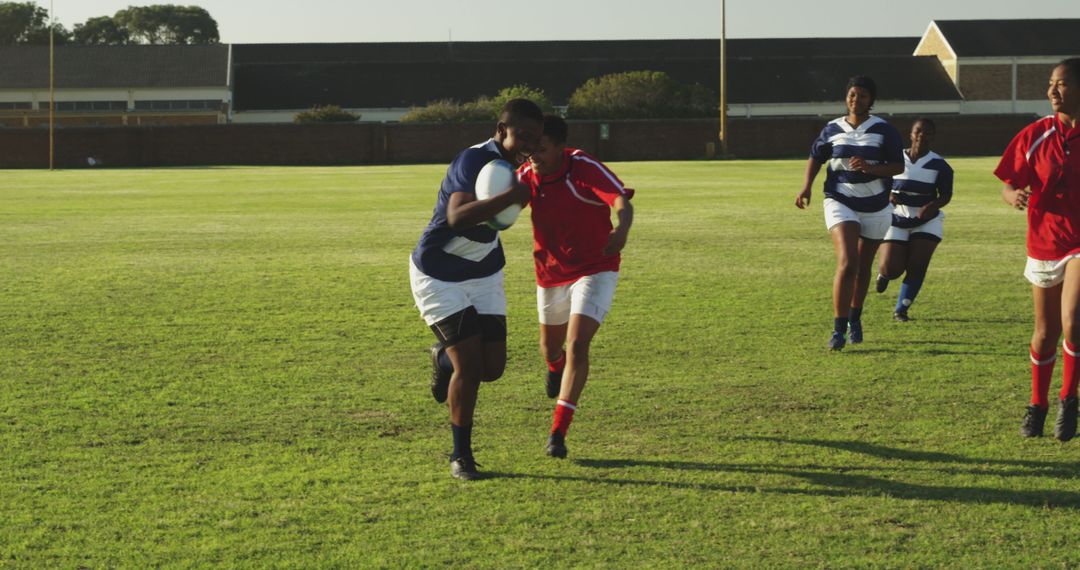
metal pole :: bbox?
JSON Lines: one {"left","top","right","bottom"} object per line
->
{"left": 719, "top": 0, "right": 728, "bottom": 156}
{"left": 49, "top": 0, "right": 55, "bottom": 170}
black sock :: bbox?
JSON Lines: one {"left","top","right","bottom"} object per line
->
{"left": 834, "top": 317, "right": 849, "bottom": 334}
{"left": 451, "top": 423, "right": 472, "bottom": 460}
{"left": 848, "top": 306, "right": 862, "bottom": 322}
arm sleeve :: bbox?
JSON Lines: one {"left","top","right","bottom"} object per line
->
{"left": 936, "top": 162, "right": 954, "bottom": 203}
{"left": 881, "top": 125, "right": 904, "bottom": 164}
{"left": 576, "top": 156, "right": 634, "bottom": 206}
{"left": 994, "top": 129, "right": 1032, "bottom": 190}
{"left": 809, "top": 127, "right": 833, "bottom": 164}
{"left": 444, "top": 150, "right": 489, "bottom": 194}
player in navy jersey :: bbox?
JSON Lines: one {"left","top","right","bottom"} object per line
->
{"left": 795, "top": 76, "right": 905, "bottom": 351}
{"left": 874, "top": 119, "right": 954, "bottom": 321}
{"left": 409, "top": 99, "right": 543, "bottom": 479}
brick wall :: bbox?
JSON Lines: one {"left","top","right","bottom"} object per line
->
{"left": 958, "top": 64, "right": 1013, "bottom": 100}
{"left": 1018, "top": 63, "right": 1057, "bottom": 100}
{"left": 0, "top": 115, "right": 1040, "bottom": 169}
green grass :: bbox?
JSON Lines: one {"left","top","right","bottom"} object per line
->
{"left": 2, "top": 159, "right": 1077, "bottom": 568}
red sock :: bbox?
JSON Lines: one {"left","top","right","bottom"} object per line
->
{"left": 551, "top": 399, "right": 576, "bottom": 437}
{"left": 1063, "top": 341, "right": 1079, "bottom": 400}
{"left": 547, "top": 352, "right": 566, "bottom": 373}
{"left": 1031, "top": 346, "right": 1056, "bottom": 409}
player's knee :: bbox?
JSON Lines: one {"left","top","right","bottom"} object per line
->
{"left": 567, "top": 338, "right": 592, "bottom": 362}
{"left": 481, "top": 360, "right": 505, "bottom": 382}
{"left": 836, "top": 258, "right": 858, "bottom": 280}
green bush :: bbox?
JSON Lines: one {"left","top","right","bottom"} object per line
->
{"left": 400, "top": 85, "right": 553, "bottom": 123}
{"left": 566, "top": 70, "right": 717, "bottom": 120}
{"left": 293, "top": 105, "right": 360, "bottom": 124}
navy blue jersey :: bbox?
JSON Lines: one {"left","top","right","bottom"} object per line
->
{"left": 810, "top": 115, "right": 904, "bottom": 212}
{"left": 411, "top": 139, "right": 506, "bottom": 282}
{"left": 891, "top": 150, "right": 954, "bottom": 228}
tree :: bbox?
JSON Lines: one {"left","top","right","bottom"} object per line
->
{"left": 0, "top": 1, "right": 70, "bottom": 45}
{"left": 489, "top": 85, "right": 554, "bottom": 116}
{"left": 113, "top": 5, "right": 219, "bottom": 45}
{"left": 73, "top": 16, "right": 130, "bottom": 45}
{"left": 566, "top": 70, "right": 717, "bottom": 120}
{"left": 402, "top": 85, "right": 554, "bottom": 123}
{"left": 293, "top": 105, "right": 361, "bottom": 124}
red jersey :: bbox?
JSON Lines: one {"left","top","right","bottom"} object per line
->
{"left": 518, "top": 148, "right": 635, "bottom": 287}
{"left": 995, "top": 115, "right": 1080, "bottom": 260}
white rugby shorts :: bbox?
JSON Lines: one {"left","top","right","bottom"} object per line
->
{"left": 883, "top": 205, "right": 944, "bottom": 242}
{"left": 1024, "top": 253, "right": 1080, "bottom": 289}
{"left": 409, "top": 257, "right": 506, "bottom": 325}
{"left": 537, "top": 271, "right": 619, "bottom": 326}
{"left": 823, "top": 198, "right": 891, "bottom": 241}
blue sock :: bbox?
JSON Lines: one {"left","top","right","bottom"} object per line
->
{"left": 437, "top": 347, "right": 453, "bottom": 374}
{"left": 834, "top": 317, "right": 849, "bottom": 335}
{"left": 848, "top": 306, "right": 863, "bottom": 323}
{"left": 896, "top": 278, "right": 924, "bottom": 313}
{"left": 451, "top": 423, "right": 472, "bottom": 460}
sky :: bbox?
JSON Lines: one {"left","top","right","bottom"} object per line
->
{"left": 45, "top": 0, "right": 1080, "bottom": 44}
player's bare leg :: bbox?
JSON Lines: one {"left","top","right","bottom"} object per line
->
{"left": 1053, "top": 259, "right": 1080, "bottom": 440}
{"left": 875, "top": 241, "right": 909, "bottom": 293}
{"left": 444, "top": 336, "right": 487, "bottom": 479}
{"left": 828, "top": 222, "right": 860, "bottom": 350}
{"left": 847, "top": 236, "right": 881, "bottom": 343}
{"left": 547, "top": 314, "right": 602, "bottom": 458}
{"left": 893, "top": 238, "right": 937, "bottom": 320}
{"left": 1024, "top": 281, "right": 1063, "bottom": 437}
{"left": 540, "top": 323, "right": 568, "bottom": 398}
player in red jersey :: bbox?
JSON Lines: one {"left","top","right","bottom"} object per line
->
{"left": 995, "top": 57, "right": 1080, "bottom": 441}
{"left": 517, "top": 115, "right": 634, "bottom": 459}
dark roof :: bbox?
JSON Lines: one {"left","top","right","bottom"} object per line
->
{"left": 0, "top": 44, "right": 229, "bottom": 89}
{"left": 231, "top": 40, "right": 958, "bottom": 111}
{"left": 933, "top": 19, "right": 1080, "bottom": 57}
{"left": 727, "top": 37, "right": 918, "bottom": 58}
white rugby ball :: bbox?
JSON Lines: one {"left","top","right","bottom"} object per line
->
{"left": 474, "top": 159, "right": 523, "bottom": 230}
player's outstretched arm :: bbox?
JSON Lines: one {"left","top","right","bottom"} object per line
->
{"left": 604, "top": 196, "right": 634, "bottom": 255}
{"left": 446, "top": 181, "right": 530, "bottom": 229}
{"left": 796, "top": 157, "right": 821, "bottom": 209}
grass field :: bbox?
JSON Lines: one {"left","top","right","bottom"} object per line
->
{"left": 3, "top": 158, "right": 1079, "bottom": 568}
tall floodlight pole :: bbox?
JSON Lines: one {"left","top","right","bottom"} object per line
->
{"left": 48, "top": 0, "right": 55, "bottom": 170}
{"left": 719, "top": 0, "right": 728, "bottom": 156}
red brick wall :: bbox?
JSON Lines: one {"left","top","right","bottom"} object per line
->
{"left": 0, "top": 115, "right": 1041, "bottom": 169}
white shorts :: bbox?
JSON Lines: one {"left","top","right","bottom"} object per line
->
{"left": 409, "top": 258, "right": 506, "bottom": 325}
{"left": 537, "top": 271, "right": 619, "bottom": 326}
{"left": 823, "top": 198, "right": 891, "bottom": 240}
{"left": 1024, "top": 254, "right": 1080, "bottom": 289}
{"left": 883, "top": 206, "right": 944, "bottom": 242}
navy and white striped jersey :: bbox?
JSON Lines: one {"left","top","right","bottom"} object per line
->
{"left": 411, "top": 139, "right": 505, "bottom": 282}
{"left": 891, "top": 150, "right": 954, "bottom": 228}
{"left": 810, "top": 115, "right": 903, "bottom": 212}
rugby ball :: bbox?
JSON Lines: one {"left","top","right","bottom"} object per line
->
{"left": 474, "top": 159, "right": 523, "bottom": 230}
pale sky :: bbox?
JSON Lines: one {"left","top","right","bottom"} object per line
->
{"left": 45, "top": 0, "right": 1080, "bottom": 44}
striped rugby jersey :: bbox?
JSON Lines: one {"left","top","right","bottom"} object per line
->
{"left": 810, "top": 115, "right": 903, "bottom": 212}
{"left": 891, "top": 150, "right": 953, "bottom": 229}
{"left": 411, "top": 139, "right": 506, "bottom": 282}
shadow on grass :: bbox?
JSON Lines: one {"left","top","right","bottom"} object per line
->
{"left": 558, "top": 437, "right": 1080, "bottom": 508}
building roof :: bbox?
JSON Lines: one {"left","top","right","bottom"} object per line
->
{"left": 0, "top": 44, "right": 229, "bottom": 89}
{"left": 231, "top": 39, "right": 956, "bottom": 111}
{"left": 932, "top": 19, "right": 1080, "bottom": 58}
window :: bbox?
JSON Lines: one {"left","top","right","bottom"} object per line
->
{"left": 55, "top": 101, "right": 127, "bottom": 112}
{"left": 133, "top": 100, "right": 222, "bottom": 112}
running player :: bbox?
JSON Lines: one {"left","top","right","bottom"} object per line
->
{"left": 795, "top": 76, "right": 905, "bottom": 351}
{"left": 875, "top": 118, "right": 954, "bottom": 321}
{"left": 517, "top": 115, "right": 634, "bottom": 459}
{"left": 409, "top": 99, "right": 543, "bottom": 479}
{"left": 995, "top": 58, "right": 1080, "bottom": 441}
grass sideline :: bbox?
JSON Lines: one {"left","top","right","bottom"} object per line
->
{"left": 2, "top": 159, "right": 1079, "bottom": 567}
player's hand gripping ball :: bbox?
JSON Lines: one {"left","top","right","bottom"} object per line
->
{"left": 474, "top": 159, "right": 523, "bottom": 230}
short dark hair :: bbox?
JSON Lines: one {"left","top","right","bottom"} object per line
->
{"left": 542, "top": 114, "right": 568, "bottom": 144}
{"left": 1057, "top": 57, "right": 1080, "bottom": 84}
{"left": 913, "top": 117, "right": 936, "bottom": 133}
{"left": 499, "top": 98, "right": 544, "bottom": 125}
{"left": 846, "top": 75, "right": 877, "bottom": 104}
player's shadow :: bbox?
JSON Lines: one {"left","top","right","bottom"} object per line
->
{"left": 562, "top": 437, "right": 1080, "bottom": 508}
